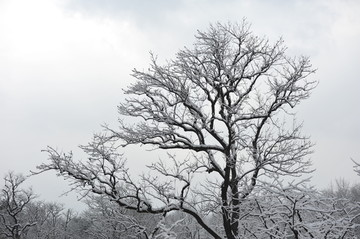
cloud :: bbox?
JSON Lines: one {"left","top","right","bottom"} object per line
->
{"left": 0, "top": 0, "right": 151, "bottom": 205}
{"left": 63, "top": 0, "right": 185, "bottom": 30}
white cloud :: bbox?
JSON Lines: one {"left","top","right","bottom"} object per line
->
{"left": 0, "top": 0, "right": 151, "bottom": 206}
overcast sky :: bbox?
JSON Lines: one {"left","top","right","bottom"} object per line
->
{"left": 1, "top": 0, "right": 360, "bottom": 209}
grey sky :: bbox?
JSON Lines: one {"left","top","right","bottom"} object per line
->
{"left": 1, "top": 0, "right": 359, "bottom": 208}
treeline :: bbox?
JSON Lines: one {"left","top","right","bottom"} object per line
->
{"left": 0, "top": 172, "right": 158, "bottom": 239}
{"left": 1, "top": 172, "right": 360, "bottom": 239}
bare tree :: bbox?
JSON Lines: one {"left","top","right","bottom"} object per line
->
{"left": 25, "top": 201, "right": 71, "bottom": 239}
{"left": 0, "top": 172, "right": 36, "bottom": 239}
{"left": 323, "top": 178, "right": 360, "bottom": 236}
{"left": 37, "top": 21, "right": 318, "bottom": 238}
{"left": 62, "top": 208, "right": 76, "bottom": 239}
{"left": 82, "top": 195, "right": 160, "bottom": 239}
{"left": 235, "top": 180, "right": 360, "bottom": 238}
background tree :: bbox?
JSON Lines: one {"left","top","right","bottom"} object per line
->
{"left": 162, "top": 211, "right": 208, "bottom": 239}
{"left": 234, "top": 180, "right": 359, "bottom": 238}
{"left": 25, "top": 201, "right": 72, "bottom": 239}
{"left": 322, "top": 178, "right": 360, "bottom": 236}
{"left": 82, "top": 195, "right": 160, "bottom": 239}
{"left": 37, "top": 21, "right": 319, "bottom": 239}
{"left": 0, "top": 172, "right": 36, "bottom": 239}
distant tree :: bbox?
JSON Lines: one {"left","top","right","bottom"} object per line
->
{"left": 0, "top": 173, "right": 84, "bottom": 239}
{"left": 37, "top": 21, "right": 324, "bottom": 238}
{"left": 27, "top": 202, "right": 86, "bottom": 239}
{"left": 61, "top": 215, "right": 91, "bottom": 239}
{"left": 161, "top": 211, "right": 208, "bottom": 239}
{"left": 238, "top": 181, "right": 360, "bottom": 238}
{"left": 0, "top": 172, "right": 36, "bottom": 239}
{"left": 322, "top": 178, "right": 360, "bottom": 200}
{"left": 62, "top": 208, "right": 77, "bottom": 239}
{"left": 25, "top": 201, "right": 70, "bottom": 239}
{"left": 322, "top": 178, "right": 360, "bottom": 236}
{"left": 82, "top": 195, "right": 160, "bottom": 239}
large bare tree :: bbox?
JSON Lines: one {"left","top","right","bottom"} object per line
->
{"left": 37, "top": 21, "right": 319, "bottom": 239}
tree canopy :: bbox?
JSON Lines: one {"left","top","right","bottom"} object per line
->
{"left": 35, "top": 21, "right": 360, "bottom": 239}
